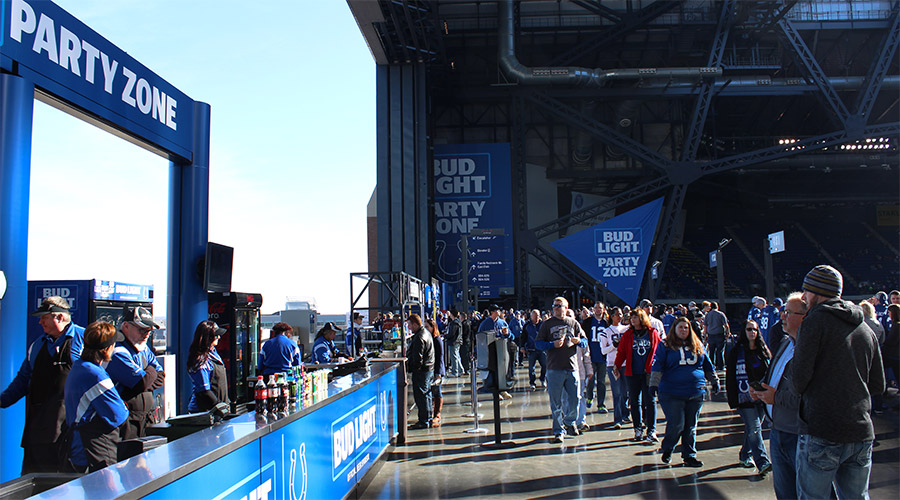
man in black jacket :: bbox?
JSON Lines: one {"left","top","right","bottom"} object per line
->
{"left": 792, "top": 265, "right": 885, "bottom": 499}
{"left": 405, "top": 314, "right": 434, "bottom": 429}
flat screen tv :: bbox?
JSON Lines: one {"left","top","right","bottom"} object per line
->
{"left": 204, "top": 242, "right": 233, "bottom": 293}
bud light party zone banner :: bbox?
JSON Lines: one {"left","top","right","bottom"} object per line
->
{"left": 142, "top": 369, "right": 397, "bottom": 500}
{"left": 550, "top": 198, "right": 663, "bottom": 306}
{"left": 433, "top": 143, "right": 514, "bottom": 299}
{"left": 1, "top": 0, "right": 194, "bottom": 159}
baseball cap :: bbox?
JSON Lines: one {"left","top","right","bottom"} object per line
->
{"left": 487, "top": 304, "right": 501, "bottom": 312}
{"left": 123, "top": 306, "right": 160, "bottom": 330}
{"left": 639, "top": 299, "right": 652, "bottom": 309}
{"left": 322, "top": 322, "right": 340, "bottom": 334}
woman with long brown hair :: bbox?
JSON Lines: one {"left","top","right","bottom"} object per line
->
{"left": 650, "top": 316, "right": 720, "bottom": 467}
{"left": 425, "top": 318, "right": 446, "bottom": 427}
{"left": 726, "top": 319, "right": 772, "bottom": 476}
{"left": 613, "top": 308, "right": 662, "bottom": 443}
{"left": 187, "top": 321, "right": 229, "bottom": 412}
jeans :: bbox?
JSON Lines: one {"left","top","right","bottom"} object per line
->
{"left": 448, "top": 342, "right": 464, "bottom": 375}
{"left": 658, "top": 392, "right": 704, "bottom": 458}
{"left": 411, "top": 371, "right": 433, "bottom": 425}
{"left": 546, "top": 369, "right": 579, "bottom": 435}
{"left": 585, "top": 361, "right": 607, "bottom": 407}
{"left": 737, "top": 405, "right": 770, "bottom": 469}
{"left": 576, "top": 377, "right": 588, "bottom": 425}
{"left": 527, "top": 350, "right": 547, "bottom": 385}
{"left": 708, "top": 337, "right": 726, "bottom": 370}
{"left": 770, "top": 429, "right": 799, "bottom": 499}
{"left": 796, "top": 434, "right": 873, "bottom": 500}
{"left": 607, "top": 366, "right": 627, "bottom": 424}
{"left": 626, "top": 374, "right": 656, "bottom": 432}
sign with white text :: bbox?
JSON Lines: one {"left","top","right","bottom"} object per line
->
{"left": 434, "top": 144, "right": 514, "bottom": 300}
{"left": 550, "top": 198, "right": 663, "bottom": 306}
{"left": 1, "top": 0, "right": 194, "bottom": 160}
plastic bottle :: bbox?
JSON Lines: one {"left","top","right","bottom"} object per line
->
{"left": 267, "top": 375, "right": 278, "bottom": 414}
{"left": 289, "top": 367, "right": 298, "bottom": 403}
{"left": 254, "top": 376, "right": 267, "bottom": 414}
{"left": 277, "top": 373, "right": 288, "bottom": 412}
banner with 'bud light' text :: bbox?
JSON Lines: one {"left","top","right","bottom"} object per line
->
{"left": 433, "top": 143, "right": 514, "bottom": 301}
{"left": 550, "top": 198, "right": 664, "bottom": 306}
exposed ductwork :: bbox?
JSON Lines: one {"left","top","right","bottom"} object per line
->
{"left": 497, "top": 0, "right": 723, "bottom": 87}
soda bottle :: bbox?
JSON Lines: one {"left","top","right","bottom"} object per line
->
{"left": 289, "top": 367, "right": 298, "bottom": 403}
{"left": 267, "top": 375, "right": 278, "bottom": 414}
{"left": 277, "top": 373, "right": 288, "bottom": 412}
{"left": 254, "top": 376, "right": 267, "bottom": 414}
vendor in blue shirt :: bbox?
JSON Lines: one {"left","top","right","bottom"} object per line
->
{"left": 259, "top": 322, "right": 301, "bottom": 376}
{"left": 187, "top": 321, "right": 229, "bottom": 413}
{"left": 312, "top": 322, "right": 343, "bottom": 363}
{"left": 0, "top": 297, "right": 85, "bottom": 474}
{"left": 105, "top": 306, "right": 165, "bottom": 439}
{"left": 64, "top": 321, "right": 128, "bottom": 473}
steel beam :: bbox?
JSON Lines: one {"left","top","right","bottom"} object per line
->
{"left": 525, "top": 91, "right": 672, "bottom": 173}
{"left": 853, "top": 3, "right": 900, "bottom": 123}
{"left": 681, "top": 0, "right": 734, "bottom": 162}
{"left": 511, "top": 96, "right": 531, "bottom": 306}
{"left": 645, "top": 183, "right": 688, "bottom": 301}
{"left": 777, "top": 18, "right": 851, "bottom": 128}
{"left": 550, "top": 1, "right": 681, "bottom": 67}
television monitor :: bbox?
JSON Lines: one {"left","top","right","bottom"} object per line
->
{"left": 204, "top": 242, "right": 234, "bottom": 293}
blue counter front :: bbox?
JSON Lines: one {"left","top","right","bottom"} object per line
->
{"left": 32, "top": 361, "right": 400, "bottom": 500}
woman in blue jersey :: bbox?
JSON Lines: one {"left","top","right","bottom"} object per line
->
{"left": 63, "top": 321, "right": 128, "bottom": 472}
{"left": 650, "top": 316, "right": 719, "bottom": 467}
{"left": 726, "top": 319, "right": 772, "bottom": 476}
{"left": 187, "top": 321, "right": 230, "bottom": 413}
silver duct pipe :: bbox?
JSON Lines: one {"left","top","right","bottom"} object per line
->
{"left": 497, "top": 0, "right": 723, "bottom": 87}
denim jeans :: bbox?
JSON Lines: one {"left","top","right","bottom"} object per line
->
{"left": 448, "top": 342, "right": 464, "bottom": 375}
{"left": 708, "top": 337, "right": 726, "bottom": 370}
{"left": 585, "top": 361, "right": 607, "bottom": 407}
{"left": 527, "top": 350, "right": 547, "bottom": 385}
{"left": 546, "top": 369, "right": 578, "bottom": 435}
{"left": 658, "top": 392, "right": 704, "bottom": 458}
{"left": 411, "top": 371, "right": 433, "bottom": 425}
{"left": 626, "top": 374, "right": 656, "bottom": 432}
{"left": 737, "top": 405, "right": 770, "bottom": 469}
{"left": 770, "top": 429, "right": 799, "bottom": 499}
{"left": 607, "top": 366, "right": 627, "bottom": 424}
{"left": 796, "top": 434, "right": 873, "bottom": 500}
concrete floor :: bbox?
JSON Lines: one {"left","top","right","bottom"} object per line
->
{"left": 360, "top": 368, "right": 900, "bottom": 499}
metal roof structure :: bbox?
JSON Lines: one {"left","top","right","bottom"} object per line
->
{"left": 349, "top": 0, "right": 899, "bottom": 307}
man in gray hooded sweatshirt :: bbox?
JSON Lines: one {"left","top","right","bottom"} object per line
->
{"left": 792, "top": 265, "right": 885, "bottom": 499}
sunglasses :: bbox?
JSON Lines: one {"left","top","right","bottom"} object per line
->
{"left": 746, "top": 328, "right": 759, "bottom": 332}
{"left": 552, "top": 303, "right": 564, "bottom": 308}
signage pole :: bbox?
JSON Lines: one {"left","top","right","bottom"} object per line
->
{"left": 716, "top": 249, "right": 726, "bottom": 315}
{"left": 461, "top": 233, "right": 485, "bottom": 430}
{"left": 764, "top": 237, "right": 775, "bottom": 301}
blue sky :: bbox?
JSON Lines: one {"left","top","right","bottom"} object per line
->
{"left": 26, "top": 0, "right": 376, "bottom": 316}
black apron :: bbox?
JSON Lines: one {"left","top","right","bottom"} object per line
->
{"left": 119, "top": 342, "right": 156, "bottom": 440}
{"left": 209, "top": 357, "right": 229, "bottom": 407}
{"left": 25, "top": 337, "right": 72, "bottom": 447}
{"left": 76, "top": 417, "right": 120, "bottom": 472}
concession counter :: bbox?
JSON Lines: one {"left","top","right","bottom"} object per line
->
{"left": 27, "top": 360, "right": 404, "bottom": 500}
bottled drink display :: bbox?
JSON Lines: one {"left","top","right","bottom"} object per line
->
{"left": 267, "top": 375, "right": 278, "bottom": 414}
{"left": 254, "top": 376, "right": 267, "bottom": 414}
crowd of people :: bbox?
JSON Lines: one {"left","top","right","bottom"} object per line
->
{"left": 403, "top": 266, "right": 897, "bottom": 499}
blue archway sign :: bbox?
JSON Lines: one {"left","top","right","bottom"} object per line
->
{"left": 1, "top": 0, "right": 210, "bottom": 481}
{"left": 550, "top": 198, "right": 664, "bottom": 306}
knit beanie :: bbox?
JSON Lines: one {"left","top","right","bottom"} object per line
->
{"left": 802, "top": 265, "right": 843, "bottom": 298}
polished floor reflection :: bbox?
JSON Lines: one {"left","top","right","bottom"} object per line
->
{"left": 361, "top": 368, "right": 900, "bottom": 499}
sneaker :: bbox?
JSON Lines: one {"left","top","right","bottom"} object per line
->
{"left": 613, "top": 422, "right": 623, "bottom": 429}
{"left": 758, "top": 462, "right": 772, "bottom": 476}
{"left": 632, "top": 429, "right": 644, "bottom": 442}
{"left": 408, "top": 421, "right": 429, "bottom": 430}
{"left": 578, "top": 423, "right": 590, "bottom": 432}
{"left": 739, "top": 458, "right": 755, "bottom": 469}
{"left": 500, "top": 391, "right": 512, "bottom": 400}
{"left": 566, "top": 425, "right": 581, "bottom": 436}
{"left": 586, "top": 398, "right": 593, "bottom": 409}
{"left": 683, "top": 457, "right": 704, "bottom": 467}
{"left": 530, "top": 384, "right": 537, "bottom": 391}
{"left": 645, "top": 431, "right": 659, "bottom": 443}
{"left": 597, "top": 406, "right": 609, "bottom": 414}
{"left": 661, "top": 450, "right": 672, "bottom": 464}
{"left": 553, "top": 434, "right": 564, "bottom": 443}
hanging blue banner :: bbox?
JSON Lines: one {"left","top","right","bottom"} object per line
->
{"left": 433, "top": 144, "right": 514, "bottom": 302}
{"left": 550, "top": 198, "right": 664, "bottom": 306}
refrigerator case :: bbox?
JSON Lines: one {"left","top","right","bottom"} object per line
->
{"left": 208, "top": 292, "right": 262, "bottom": 405}
{"left": 27, "top": 279, "right": 153, "bottom": 350}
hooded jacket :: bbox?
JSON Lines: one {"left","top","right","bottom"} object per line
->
{"left": 792, "top": 298, "right": 885, "bottom": 442}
